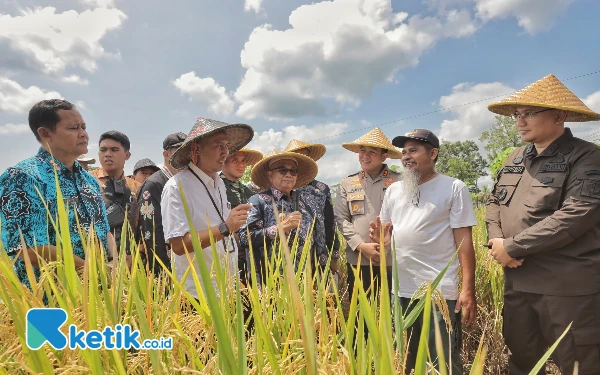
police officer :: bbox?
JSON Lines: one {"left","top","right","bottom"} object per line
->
{"left": 334, "top": 127, "right": 402, "bottom": 297}
{"left": 91, "top": 131, "right": 141, "bottom": 258}
{"left": 485, "top": 74, "right": 600, "bottom": 375}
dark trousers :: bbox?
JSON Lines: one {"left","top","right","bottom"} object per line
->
{"left": 401, "top": 298, "right": 463, "bottom": 375}
{"left": 504, "top": 280, "right": 600, "bottom": 375}
{"left": 346, "top": 263, "right": 392, "bottom": 346}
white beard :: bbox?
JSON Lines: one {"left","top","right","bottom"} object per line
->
{"left": 400, "top": 168, "right": 421, "bottom": 205}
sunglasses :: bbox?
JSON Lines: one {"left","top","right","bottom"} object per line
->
{"left": 270, "top": 167, "right": 298, "bottom": 176}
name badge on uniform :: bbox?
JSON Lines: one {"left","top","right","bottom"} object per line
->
{"left": 503, "top": 166, "right": 525, "bottom": 174}
{"left": 540, "top": 164, "right": 566, "bottom": 173}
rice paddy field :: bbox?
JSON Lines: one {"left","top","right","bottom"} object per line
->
{"left": 0, "top": 201, "right": 562, "bottom": 374}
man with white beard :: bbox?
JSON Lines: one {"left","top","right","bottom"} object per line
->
{"left": 371, "top": 129, "right": 477, "bottom": 375}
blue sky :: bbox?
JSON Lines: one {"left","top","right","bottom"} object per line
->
{"left": 1, "top": 0, "right": 599, "bottom": 185}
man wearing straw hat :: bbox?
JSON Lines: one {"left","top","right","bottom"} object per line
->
{"left": 136, "top": 132, "right": 186, "bottom": 276}
{"left": 161, "top": 118, "right": 254, "bottom": 298}
{"left": 486, "top": 74, "right": 600, "bottom": 375}
{"left": 284, "top": 139, "right": 341, "bottom": 273}
{"left": 220, "top": 148, "right": 263, "bottom": 280}
{"left": 77, "top": 154, "right": 96, "bottom": 171}
{"left": 239, "top": 150, "right": 323, "bottom": 278}
{"left": 334, "top": 127, "right": 401, "bottom": 298}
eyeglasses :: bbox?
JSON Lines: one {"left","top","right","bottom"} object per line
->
{"left": 510, "top": 108, "right": 554, "bottom": 122}
{"left": 270, "top": 167, "right": 298, "bottom": 176}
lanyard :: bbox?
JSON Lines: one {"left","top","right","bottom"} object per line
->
{"left": 188, "top": 168, "right": 234, "bottom": 253}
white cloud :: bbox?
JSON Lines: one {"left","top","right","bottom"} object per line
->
{"left": 474, "top": 0, "right": 574, "bottom": 34}
{"left": 173, "top": 72, "right": 235, "bottom": 116}
{"left": 234, "top": 0, "right": 477, "bottom": 120}
{"left": 438, "top": 81, "right": 515, "bottom": 142}
{"left": 247, "top": 122, "right": 348, "bottom": 154}
{"left": 575, "top": 90, "right": 600, "bottom": 139}
{"left": 244, "top": 0, "right": 263, "bottom": 14}
{"left": 0, "top": 6, "right": 126, "bottom": 77}
{"left": 584, "top": 90, "right": 600, "bottom": 112}
{"left": 81, "top": 0, "right": 116, "bottom": 7}
{"left": 0, "top": 77, "right": 62, "bottom": 113}
{"left": 0, "top": 123, "right": 29, "bottom": 135}
{"left": 62, "top": 74, "right": 89, "bottom": 85}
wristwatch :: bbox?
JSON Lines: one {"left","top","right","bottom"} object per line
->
{"left": 218, "top": 222, "right": 230, "bottom": 237}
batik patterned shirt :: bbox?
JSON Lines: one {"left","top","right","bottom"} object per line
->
{"left": 0, "top": 148, "right": 110, "bottom": 289}
{"left": 239, "top": 186, "right": 329, "bottom": 270}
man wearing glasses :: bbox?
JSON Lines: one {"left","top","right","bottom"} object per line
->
{"left": 371, "top": 128, "right": 477, "bottom": 375}
{"left": 161, "top": 118, "right": 253, "bottom": 300}
{"left": 486, "top": 74, "right": 600, "bottom": 375}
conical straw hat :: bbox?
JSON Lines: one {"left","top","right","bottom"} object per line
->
{"left": 488, "top": 74, "right": 600, "bottom": 122}
{"left": 251, "top": 150, "right": 318, "bottom": 191}
{"left": 284, "top": 139, "right": 326, "bottom": 161}
{"left": 231, "top": 148, "right": 263, "bottom": 166}
{"left": 341, "top": 127, "right": 402, "bottom": 159}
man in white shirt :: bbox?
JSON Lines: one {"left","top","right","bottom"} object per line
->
{"left": 161, "top": 117, "right": 254, "bottom": 301}
{"left": 371, "top": 129, "right": 477, "bottom": 375}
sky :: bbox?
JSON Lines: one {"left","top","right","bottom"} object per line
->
{"left": 1, "top": 0, "right": 599, "bottom": 186}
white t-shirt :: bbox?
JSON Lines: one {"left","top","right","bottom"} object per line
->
{"left": 380, "top": 174, "right": 477, "bottom": 300}
{"left": 161, "top": 163, "right": 237, "bottom": 299}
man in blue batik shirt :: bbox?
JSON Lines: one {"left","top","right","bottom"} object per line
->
{"left": 0, "top": 99, "right": 116, "bottom": 290}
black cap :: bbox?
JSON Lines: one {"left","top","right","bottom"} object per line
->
{"left": 162, "top": 132, "right": 187, "bottom": 150}
{"left": 133, "top": 158, "right": 160, "bottom": 174}
{"left": 392, "top": 129, "right": 440, "bottom": 148}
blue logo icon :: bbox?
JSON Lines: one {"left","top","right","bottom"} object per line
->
{"left": 26, "top": 308, "right": 68, "bottom": 350}
{"left": 25, "top": 308, "right": 172, "bottom": 350}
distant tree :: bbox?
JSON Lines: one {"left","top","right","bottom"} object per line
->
{"left": 240, "top": 166, "right": 252, "bottom": 184}
{"left": 479, "top": 115, "right": 525, "bottom": 164}
{"left": 436, "top": 140, "right": 488, "bottom": 192}
{"left": 389, "top": 165, "right": 402, "bottom": 173}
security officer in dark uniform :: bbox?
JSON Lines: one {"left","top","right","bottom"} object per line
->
{"left": 485, "top": 74, "right": 600, "bottom": 375}
{"left": 136, "top": 132, "right": 186, "bottom": 276}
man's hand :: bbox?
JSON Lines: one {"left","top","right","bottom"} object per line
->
{"left": 455, "top": 289, "right": 477, "bottom": 325}
{"left": 357, "top": 242, "right": 381, "bottom": 263}
{"left": 369, "top": 216, "right": 391, "bottom": 246}
{"left": 282, "top": 211, "right": 302, "bottom": 232}
{"left": 225, "top": 204, "right": 252, "bottom": 233}
{"left": 488, "top": 238, "right": 523, "bottom": 267}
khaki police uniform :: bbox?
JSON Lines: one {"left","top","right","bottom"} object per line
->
{"left": 486, "top": 128, "right": 600, "bottom": 375}
{"left": 335, "top": 165, "right": 400, "bottom": 266}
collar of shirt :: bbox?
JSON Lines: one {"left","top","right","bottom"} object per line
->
{"left": 361, "top": 164, "right": 389, "bottom": 183}
{"left": 526, "top": 127, "right": 575, "bottom": 159}
{"left": 161, "top": 165, "right": 174, "bottom": 179}
{"left": 219, "top": 172, "right": 241, "bottom": 189}
{"left": 93, "top": 167, "right": 125, "bottom": 180}
{"left": 189, "top": 162, "right": 218, "bottom": 190}
{"left": 36, "top": 147, "right": 83, "bottom": 175}
{"left": 270, "top": 186, "right": 292, "bottom": 202}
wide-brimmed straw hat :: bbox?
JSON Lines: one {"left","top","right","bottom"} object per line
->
{"left": 341, "top": 127, "right": 402, "bottom": 159}
{"left": 488, "top": 74, "right": 600, "bottom": 122}
{"left": 77, "top": 154, "right": 96, "bottom": 164}
{"left": 251, "top": 150, "right": 318, "bottom": 190}
{"left": 171, "top": 117, "right": 254, "bottom": 170}
{"left": 229, "top": 148, "right": 263, "bottom": 166}
{"left": 284, "top": 139, "right": 326, "bottom": 161}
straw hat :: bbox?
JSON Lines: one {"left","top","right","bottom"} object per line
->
{"left": 488, "top": 74, "right": 600, "bottom": 122}
{"left": 284, "top": 139, "right": 326, "bottom": 161}
{"left": 171, "top": 117, "right": 254, "bottom": 170}
{"left": 251, "top": 150, "right": 319, "bottom": 190}
{"left": 230, "top": 148, "right": 263, "bottom": 166}
{"left": 77, "top": 154, "right": 96, "bottom": 164}
{"left": 341, "top": 127, "right": 402, "bottom": 159}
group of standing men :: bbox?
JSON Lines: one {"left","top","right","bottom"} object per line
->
{"left": 0, "top": 73, "right": 599, "bottom": 374}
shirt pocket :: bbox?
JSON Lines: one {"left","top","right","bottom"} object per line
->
{"left": 524, "top": 174, "right": 566, "bottom": 210}
{"left": 496, "top": 173, "right": 522, "bottom": 205}
{"left": 348, "top": 194, "right": 365, "bottom": 216}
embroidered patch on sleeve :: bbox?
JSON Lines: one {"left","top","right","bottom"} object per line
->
{"left": 140, "top": 201, "right": 155, "bottom": 220}
{"left": 581, "top": 179, "right": 600, "bottom": 199}
{"left": 143, "top": 191, "right": 151, "bottom": 200}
